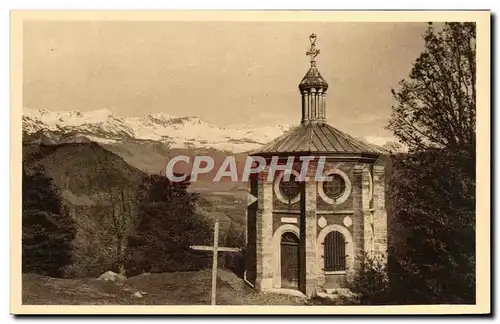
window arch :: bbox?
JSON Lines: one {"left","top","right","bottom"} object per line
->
{"left": 324, "top": 231, "right": 346, "bottom": 272}
{"left": 281, "top": 231, "right": 299, "bottom": 245}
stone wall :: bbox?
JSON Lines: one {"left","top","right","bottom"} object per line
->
{"left": 250, "top": 156, "right": 388, "bottom": 295}
{"left": 245, "top": 173, "right": 258, "bottom": 286}
{"left": 301, "top": 161, "right": 318, "bottom": 297}
{"left": 351, "top": 165, "right": 365, "bottom": 272}
{"left": 254, "top": 167, "right": 274, "bottom": 291}
{"left": 373, "top": 165, "right": 387, "bottom": 258}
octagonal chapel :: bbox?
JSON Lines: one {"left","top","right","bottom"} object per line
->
{"left": 244, "top": 34, "right": 388, "bottom": 297}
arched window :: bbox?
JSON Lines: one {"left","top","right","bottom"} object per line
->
{"left": 324, "top": 231, "right": 346, "bottom": 272}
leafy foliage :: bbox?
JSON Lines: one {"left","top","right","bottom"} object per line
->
{"left": 386, "top": 22, "right": 476, "bottom": 304}
{"left": 388, "top": 22, "right": 476, "bottom": 155}
{"left": 349, "top": 252, "right": 391, "bottom": 305}
{"left": 22, "top": 166, "right": 76, "bottom": 277}
{"left": 125, "top": 174, "right": 213, "bottom": 276}
{"left": 388, "top": 150, "right": 475, "bottom": 304}
{"left": 219, "top": 221, "right": 245, "bottom": 277}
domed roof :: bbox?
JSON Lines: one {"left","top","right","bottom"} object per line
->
{"left": 299, "top": 65, "right": 329, "bottom": 92}
{"left": 250, "top": 123, "right": 384, "bottom": 159}
{"left": 250, "top": 33, "right": 384, "bottom": 160}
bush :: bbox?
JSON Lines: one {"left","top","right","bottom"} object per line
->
{"left": 22, "top": 166, "right": 76, "bottom": 277}
{"left": 219, "top": 221, "right": 245, "bottom": 277}
{"left": 349, "top": 252, "right": 392, "bottom": 305}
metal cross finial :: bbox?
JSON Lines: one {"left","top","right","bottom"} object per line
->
{"left": 306, "top": 33, "right": 320, "bottom": 66}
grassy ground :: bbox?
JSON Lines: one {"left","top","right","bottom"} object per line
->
{"left": 22, "top": 269, "right": 309, "bottom": 305}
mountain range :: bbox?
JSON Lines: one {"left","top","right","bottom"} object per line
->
{"left": 22, "top": 108, "right": 397, "bottom": 185}
{"left": 22, "top": 108, "right": 395, "bottom": 152}
{"left": 23, "top": 108, "right": 291, "bottom": 153}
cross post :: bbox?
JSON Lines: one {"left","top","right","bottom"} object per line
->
{"left": 189, "top": 216, "right": 242, "bottom": 305}
{"left": 210, "top": 217, "right": 219, "bottom": 305}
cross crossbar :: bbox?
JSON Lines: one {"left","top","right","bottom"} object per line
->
{"left": 190, "top": 245, "right": 242, "bottom": 252}
{"left": 188, "top": 216, "right": 242, "bottom": 305}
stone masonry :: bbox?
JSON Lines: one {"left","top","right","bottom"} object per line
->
{"left": 255, "top": 166, "right": 274, "bottom": 291}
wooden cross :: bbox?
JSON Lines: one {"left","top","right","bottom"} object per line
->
{"left": 189, "top": 216, "right": 242, "bottom": 305}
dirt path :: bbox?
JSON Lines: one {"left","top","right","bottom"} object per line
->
{"left": 22, "top": 270, "right": 308, "bottom": 306}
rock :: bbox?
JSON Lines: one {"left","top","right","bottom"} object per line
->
{"left": 133, "top": 291, "right": 143, "bottom": 298}
{"left": 98, "top": 271, "right": 126, "bottom": 283}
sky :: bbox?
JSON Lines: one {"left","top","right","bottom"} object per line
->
{"left": 23, "top": 21, "right": 428, "bottom": 141}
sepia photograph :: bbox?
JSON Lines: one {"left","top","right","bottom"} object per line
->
{"left": 10, "top": 10, "right": 490, "bottom": 315}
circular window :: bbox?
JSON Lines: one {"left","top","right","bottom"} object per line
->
{"left": 274, "top": 171, "right": 301, "bottom": 204}
{"left": 318, "top": 170, "right": 351, "bottom": 205}
{"left": 323, "top": 174, "right": 346, "bottom": 200}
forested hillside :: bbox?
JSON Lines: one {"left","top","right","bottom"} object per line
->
{"left": 22, "top": 142, "right": 217, "bottom": 278}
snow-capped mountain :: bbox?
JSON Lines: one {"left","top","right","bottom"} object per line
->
{"left": 22, "top": 108, "right": 291, "bottom": 152}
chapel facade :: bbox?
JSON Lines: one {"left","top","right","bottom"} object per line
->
{"left": 244, "top": 34, "right": 388, "bottom": 297}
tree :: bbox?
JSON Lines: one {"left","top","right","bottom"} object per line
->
{"left": 22, "top": 165, "right": 76, "bottom": 277}
{"left": 63, "top": 148, "right": 142, "bottom": 278}
{"left": 388, "top": 150, "right": 475, "bottom": 304}
{"left": 381, "top": 141, "right": 407, "bottom": 154}
{"left": 386, "top": 23, "right": 476, "bottom": 304}
{"left": 388, "top": 22, "right": 476, "bottom": 155}
{"left": 94, "top": 156, "right": 137, "bottom": 276}
{"left": 125, "top": 174, "right": 213, "bottom": 276}
{"left": 219, "top": 221, "right": 245, "bottom": 276}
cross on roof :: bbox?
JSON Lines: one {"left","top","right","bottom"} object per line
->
{"left": 306, "top": 33, "right": 320, "bottom": 66}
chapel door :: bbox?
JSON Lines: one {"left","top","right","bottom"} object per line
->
{"left": 280, "top": 232, "right": 300, "bottom": 289}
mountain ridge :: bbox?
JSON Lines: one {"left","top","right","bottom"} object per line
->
{"left": 23, "top": 108, "right": 396, "bottom": 153}
{"left": 23, "top": 108, "right": 291, "bottom": 152}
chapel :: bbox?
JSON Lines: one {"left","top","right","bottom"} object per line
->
{"left": 244, "top": 34, "right": 388, "bottom": 297}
